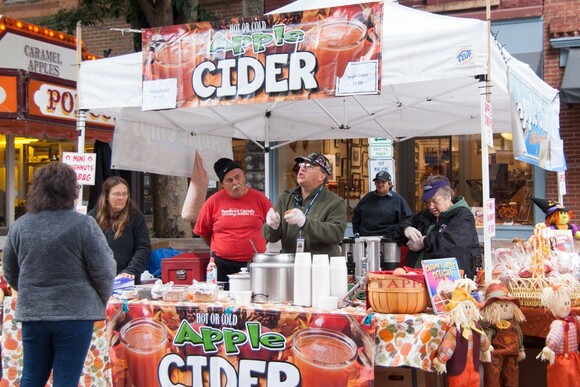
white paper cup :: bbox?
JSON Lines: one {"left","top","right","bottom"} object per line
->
{"left": 312, "top": 254, "right": 329, "bottom": 266}
{"left": 318, "top": 295, "right": 338, "bottom": 310}
{"left": 234, "top": 290, "right": 253, "bottom": 305}
{"left": 330, "top": 256, "right": 346, "bottom": 267}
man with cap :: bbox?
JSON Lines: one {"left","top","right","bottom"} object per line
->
{"left": 394, "top": 175, "right": 479, "bottom": 279}
{"left": 263, "top": 153, "right": 347, "bottom": 256}
{"left": 352, "top": 170, "right": 412, "bottom": 238}
{"left": 194, "top": 158, "right": 273, "bottom": 288}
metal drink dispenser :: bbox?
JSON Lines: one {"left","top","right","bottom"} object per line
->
{"left": 361, "top": 236, "right": 382, "bottom": 273}
{"left": 341, "top": 238, "right": 356, "bottom": 278}
{"left": 353, "top": 238, "right": 366, "bottom": 281}
{"left": 380, "top": 238, "right": 401, "bottom": 270}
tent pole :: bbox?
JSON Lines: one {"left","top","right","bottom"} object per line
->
{"left": 265, "top": 141, "right": 270, "bottom": 199}
{"left": 482, "top": 0, "right": 493, "bottom": 283}
{"left": 76, "top": 21, "right": 86, "bottom": 207}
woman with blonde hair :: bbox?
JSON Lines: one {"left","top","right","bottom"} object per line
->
{"left": 89, "top": 176, "right": 151, "bottom": 284}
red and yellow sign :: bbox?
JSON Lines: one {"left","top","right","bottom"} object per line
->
{"left": 142, "top": 2, "right": 383, "bottom": 109}
{"left": 27, "top": 77, "right": 114, "bottom": 128}
{"left": 0, "top": 75, "right": 17, "bottom": 113}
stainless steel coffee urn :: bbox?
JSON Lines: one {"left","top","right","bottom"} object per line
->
{"left": 359, "top": 236, "right": 382, "bottom": 273}
{"left": 380, "top": 238, "right": 401, "bottom": 270}
{"left": 249, "top": 253, "right": 294, "bottom": 303}
{"left": 341, "top": 238, "right": 356, "bottom": 277}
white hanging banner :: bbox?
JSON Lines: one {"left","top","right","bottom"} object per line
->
{"left": 111, "top": 119, "right": 232, "bottom": 180}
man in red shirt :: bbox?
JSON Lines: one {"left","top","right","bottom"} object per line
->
{"left": 194, "top": 158, "right": 273, "bottom": 289}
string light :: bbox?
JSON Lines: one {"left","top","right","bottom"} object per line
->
{"left": 0, "top": 16, "right": 98, "bottom": 60}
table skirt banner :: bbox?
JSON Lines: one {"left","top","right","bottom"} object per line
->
{"left": 1, "top": 296, "right": 112, "bottom": 386}
{"left": 106, "top": 300, "right": 376, "bottom": 387}
{"left": 374, "top": 313, "right": 450, "bottom": 372}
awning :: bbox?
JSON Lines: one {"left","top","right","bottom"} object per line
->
{"left": 561, "top": 49, "right": 580, "bottom": 104}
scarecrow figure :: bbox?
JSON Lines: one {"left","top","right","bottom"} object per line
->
{"left": 531, "top": 198, "right": 580, "bottom": 239}
{"left": 433, "top": 279, "right": 492, "bottom": 387}
{"left": 536, "top": 282, "right": 580, "bottom": 387}
{"left": 480, "top": 282, "right": 526, "bottom": 387}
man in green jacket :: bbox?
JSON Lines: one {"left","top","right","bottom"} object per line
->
{"left": 263, "top": 153, "right": 347, "bottom": 256}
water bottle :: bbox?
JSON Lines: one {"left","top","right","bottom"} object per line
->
{"left": 206, "top": 257, "right": 217, "bottom": 284}
{"left": 360, "top": 255, "right": 368, "bottom": 285}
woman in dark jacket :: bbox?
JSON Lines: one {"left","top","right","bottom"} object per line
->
{"left": 394, "top": 175, "right": 479, "bottom": 279}
{"left": 89, "top": 176, "right": 151, "bottom": 284}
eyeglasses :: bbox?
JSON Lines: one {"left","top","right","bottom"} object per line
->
{"left": 110, "top": 192, "right": 129, "bottom": 198}
{"left": 299, "top": 162, "right": 320, "bottom": 171}
{"left": 425, "top": 196, "right": 444, "bottom": 207}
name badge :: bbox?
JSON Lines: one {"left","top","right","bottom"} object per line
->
{"left": 296, "top": 237, "right": 305, "bottom": 253}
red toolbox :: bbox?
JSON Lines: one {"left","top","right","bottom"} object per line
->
{"left": 161, "top": 251, "right": 211, "bottom": 285}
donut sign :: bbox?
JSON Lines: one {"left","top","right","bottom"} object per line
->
{"left": 62, "top": 152, "right": 96, "bottom": 185}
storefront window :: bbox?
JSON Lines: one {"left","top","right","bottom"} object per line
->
{"left": 264, "top": 134, "right": 533, "bottom": 227}
{"left": 0, "top": 135, "right": 93, "bottom": 224}
{"left": 409, "top": 135, "right": 533, "bottom": 226}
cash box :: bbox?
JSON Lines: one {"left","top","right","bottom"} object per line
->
{"left": 161, "top": 252, "right": 211, "bottom": 285}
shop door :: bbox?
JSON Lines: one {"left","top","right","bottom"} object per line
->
{"left": 411, "top": 137, "right": 455, "bottom": 212}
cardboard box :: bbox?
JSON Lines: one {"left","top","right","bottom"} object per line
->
{"left": 162, "top": 252, "right": 210, "bottom": 285}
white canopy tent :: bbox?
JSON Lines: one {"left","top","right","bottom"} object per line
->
{"left": 79, "top": 0, "right": 536, "bottom": 177}
{"left": 79, "top": 0, "right": 562, "bottom": 280}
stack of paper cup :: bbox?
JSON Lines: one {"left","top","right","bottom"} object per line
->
{"left": 311, "top": 254, "right": 330, "bottom": 308}
{"left": 318, "top": 295, "right": 338, "bottom": 310}
{"left": 330, "top": 256, "right": 348, "bottom": 298}
{"left": 293, "top": 252, "right": 312, "bottom": 307}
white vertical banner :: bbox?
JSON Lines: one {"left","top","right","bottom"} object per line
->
{"left": 484, "top": 100, "right": 493, "bottom": 147}
{"left": 558, "top": 170, "right": 566, "bottom": 203}
{"left": 485, "top": 198, "right": 496, "bottom": 238}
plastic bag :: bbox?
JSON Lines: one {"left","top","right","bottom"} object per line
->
{"left": 147, "top": 248, "right": 181, "bottom": 277}
{"left": 181, "top": 152, "right": 209, "bottom": 222}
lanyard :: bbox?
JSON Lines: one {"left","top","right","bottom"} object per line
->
{"left": 295, "top": 186, "right": 323, "bottom": 216}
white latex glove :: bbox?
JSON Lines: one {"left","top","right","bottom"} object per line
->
{"left": 517, "top": 349, "right": 526, "bottom": 362}
{"left": 404, "top": 226, "right": 423, "bottom": 242}
{"left": 407, "top": 237, "right": 425, "bottom": 252}
{"left": 266, "top": 208, "right": 281, "bottom": 230}
{"left": 284, "top": 208, "right": 306, "bottom": 228}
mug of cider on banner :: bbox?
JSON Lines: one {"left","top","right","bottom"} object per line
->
{"left": 120, "top": 317, "right": 168, "bottom": 387}
{"left": 303, "top": 18, "right": 367, "bottom": 92}
{"left": 155, "top": 31, "right": 209, "bottom": 104}
{"left": 292, "top": 328, "right": 358, "bottom": 386}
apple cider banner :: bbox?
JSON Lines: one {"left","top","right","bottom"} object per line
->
{"left": 107, "top": 300, "right": 376, "bottom": 387}
{"left": 141, "top": 2, "right": 383, "bottom": 110}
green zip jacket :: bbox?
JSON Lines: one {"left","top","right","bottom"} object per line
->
{"left": 263, "top": 185, "right": 347, "bottom": 256}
